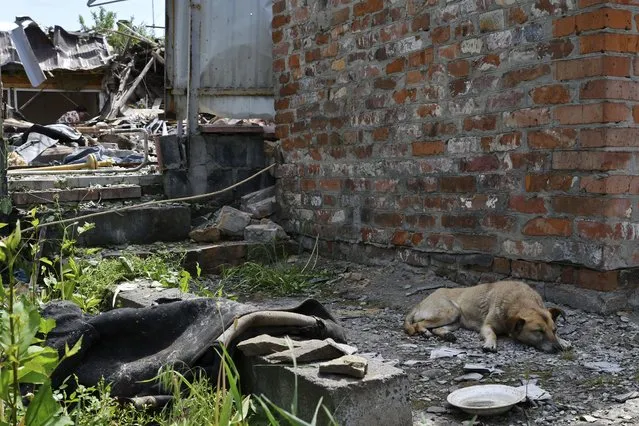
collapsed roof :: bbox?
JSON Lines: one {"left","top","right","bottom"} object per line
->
{"left": 0, "top": 17, "right": 113, "bottom": 72}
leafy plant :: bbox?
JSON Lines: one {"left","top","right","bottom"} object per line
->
{"left": 78, "top": 7, "right": 156, "bottom": 54}
{"left": 0, "top": 220, "right": 82, "bottom": 426}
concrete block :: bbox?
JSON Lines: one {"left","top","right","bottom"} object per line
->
{"left": 240, "top": 186, "right": 276, "bottom": 210}
{"left": 215, "top": 206, "right": 252, "bottom": 237}
{"left": 239, "top": 355, "right": 412, "bottom": 426}
{"left": 75, "top": 204, "right": 191, "bottom": 246}
{"left": 319, "top": 355, "right": 368, "bottom": 379}
{"left": 243, "top": 196, "right": 276, "bottom": 219}
{"left": 183, "top": 242, "right": 250, "bottom": 274}
{"left": 110, "top": 278, "right": 199, "bottom": 309}
{"left": 244, "top": 221, "right": 288, "bottom": 243}
{"left": 12, "top": 185, "right": 142, "bottom": 206}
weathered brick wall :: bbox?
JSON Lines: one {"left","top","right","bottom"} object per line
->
{"left": 272, "top": 0, "right": 639, "bottom": 293}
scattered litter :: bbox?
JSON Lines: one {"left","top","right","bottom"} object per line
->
{"left": 430, "top": 347, "right": 465, "bottom": 359}
{"left": 463, "top": 363, "right": 504, "bottom": 375}
{"left": 583, "top": 361, "right": 623, "bottom": 373}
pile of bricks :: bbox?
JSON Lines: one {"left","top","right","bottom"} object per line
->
{"left": 272, "top": 0, "right": 639, "bottom": 294}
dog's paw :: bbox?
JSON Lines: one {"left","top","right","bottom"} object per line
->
{"left": 482, "top": 341, "right": 497, "bottom": 352}
{"left": 557, "top": 337, "right": 572, "bottom": 351}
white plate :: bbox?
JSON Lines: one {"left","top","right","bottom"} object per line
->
{"left": 447, "top": 384, "right": 526, "bottom": 416}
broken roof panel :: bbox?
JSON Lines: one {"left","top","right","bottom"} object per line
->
{"left": 0, "top": 18, "right": 113, "bottom": 72}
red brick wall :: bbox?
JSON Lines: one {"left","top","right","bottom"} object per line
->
{"left": 272, "top": 0, "right": 639, "bottom": 292}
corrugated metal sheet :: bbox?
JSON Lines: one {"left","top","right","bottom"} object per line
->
{"left": 166, "top": 0, "right": 274, "bottom": 120}
{"left": 0, "top": 18, "right": 112, "bottom": 72}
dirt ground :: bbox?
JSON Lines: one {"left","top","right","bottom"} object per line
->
{"left": 229, "top": 256, "right": 639, "bottom": 426}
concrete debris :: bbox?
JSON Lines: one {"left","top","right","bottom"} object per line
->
{"left": 240, "top": 186, "right": 276, "bottom": 216}
{"left": 266, "top": 338, "right": 357, "bottom": 364}
{"left": 454, "top": 372, "right": 483, "bottom": 382}
{"left": 579, "top": 414, "right": 598, "bottom": 423}
{"left": 583, "top": 361, "right": 623, "bottom": 373}
{"left": 430, "top": 347, "right": 465, "bottom": 359}
{"left": 614, "top": 392, "right": 639, "bottom": 403}
{"left": 214, "top": 206, "right": 252, "bottom": 238}
{"left": 518, "top": 379, "right": 552, "bottom": 402}
{"left": 244, "top": 220, "right": 288, "bottom": 243}
{"left": 111, "top": 278, "right": 198, "bottom": 309}
{"left": 189, "top": 223, "right": 222, "bottom": 243}
{"left": 463, "top": 363, "right": 504, "bottom": 375}
{"left": 236, "top": 335, "right": 299, "bottom": 356}
{"left": 319, "top": 355, "right": 368, "bottom": 378}
{"left": 425, "top": 406, "right": 448, "bottom": 414}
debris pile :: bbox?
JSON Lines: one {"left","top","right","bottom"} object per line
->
{"left": 189, "top": 186, "right": 283, "bottom": 244}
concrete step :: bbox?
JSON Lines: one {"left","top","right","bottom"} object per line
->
{"left": 9, "top": 173, "right": 162, "bottom": 193}
{"left": 12, "top": 184, "right": 143, "bottom": 206}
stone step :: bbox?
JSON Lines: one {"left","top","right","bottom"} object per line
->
{"left": 9, "top": 173, "right": 162, "bottom": 193}
{"left": 12, "top": 184, "right": 143, "bottom": 206}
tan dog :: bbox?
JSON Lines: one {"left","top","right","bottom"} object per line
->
{"left": 404, "top": 280, "right": 572, "bottom": 353}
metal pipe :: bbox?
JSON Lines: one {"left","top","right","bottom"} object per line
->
{"left": 8, "top": 128, "right": 149, "bottom": 175}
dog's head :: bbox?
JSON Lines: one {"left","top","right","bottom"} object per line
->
{"left": 507, "top": 307, "right": 565, "bottom": 353}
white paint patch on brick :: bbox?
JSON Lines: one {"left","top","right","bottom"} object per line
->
{"left": 331, "top": 210, "right": 346, "bottom": 224}
{"left": 620, "top": 223, "right": 639, "bottom": 240}
{"left": 448, "top": 98, "right": 481, "bottom": 116}
{"left": 486, "top": 30, "right": 513, "bottom": 51}
{"left": 396, "top": 36, "right": 423, "bottom": 54}
{"left": 310, "top": 196, "right": 322, "bottom": 207}
{"left": 461, "top": 197, "right": 473, "bottom": 209}
{"left": 625, "top": 207, "right": 633, "bottom": 218}
{"left": 486, "top": 196, "right": 498, "bottom": 209}
{"left": 447, "top": 137, "right": 481, "bottom": 154}
{"left": 503, "top": 240, "right": 544, "bottom": 257}
{"left": 461, "top": 38, "right": 483, "bottom": 54}
{"left": 298, "top": 209, "right": 314, "bottom": 221}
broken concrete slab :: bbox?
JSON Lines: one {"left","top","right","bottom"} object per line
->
{"left": 110, "top": 278, "right": 200, "bottom": 309}
{"left": 12, "top": 184, "right": 142, "bottom": 206}
{"left": 237, "top": 335, "right": 300, "bottom": 357}
{"left": 244, "top": 220, "right": 288, "bottom": 243}
{"left": 243, "top": 196, "right": 276, "bottom": 219}
{"left": 266, "top": 338, "right": 357, "bottom": 364}
{"left": 240, "top": 185, "right": 275, "bottom": 210}
{"left": 215, "top": 206, "right": 252, "bottom": 237}
{"left": 319, "top": 355, "right": 368, "bottom": 379}
{"left": 239, "top": 354, "right": 412, "bottom": 426}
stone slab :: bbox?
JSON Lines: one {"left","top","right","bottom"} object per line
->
{"left": 238, "top": 354, "right": 412, "bottom": 426}
{"left": 110, "top": 278, "right": 200, "bottom": 309}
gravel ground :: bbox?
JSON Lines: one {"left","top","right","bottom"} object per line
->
{"left": 227, "top": 256, "right": 639, "bottom": 426}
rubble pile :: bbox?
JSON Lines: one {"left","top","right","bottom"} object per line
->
{"left": 189, "top": 185, "right": 285, "bottom": 245}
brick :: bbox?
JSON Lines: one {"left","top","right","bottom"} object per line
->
{"left": 406, "top": 70, "right": 424, "bottom": 84}
{"left": 553, "top": 16, "right": 575, "bottom": 37}
{"left": 406, "top": 178, "right": 438, "bottom": 192}
{"left": 481, "top": 215, "right": 516, "bottom": 232}
{"left": 479, "top": 10, "right": 505, "bottom": 32}
{"left": 332, "top": 7, "right": 351, "bottom": 25}
{"left": 441, "top": 176, "right": 476, "bottom": 193}
{"left": 528, "top": 129, "right": 577, "bottom": 149}
{"left": 509, "top": 195, "right": 548, "bottom": 214}
{"left": 554, "top": 103, "right": 629, "bottom": 124}
{"left": 412, "top": 141, "right": 445, "bottom": 156}
{"left": 572, "top": 269, "right": 618, "bottom": 292}
{"left": 553, "top": 151, "right": 632, "bottom": 171}
{"left": 374, "top": 78, "right": 396, "bottom": 90}
{"left": 393, "top": 88, "right": 417, "bottom": 104}
{"left": 442, "top": 215, "right": 478, "bottom": 229}
{"left": 538, "top": 40, "right": 575, "bottom": 59}
{"left": 406, "top": 214, "right": 437, "bottom": 228}
{"left": 581, "top": 80, "right": 639, "bottom": 101}
{"left": 460, "top": 155, "right": 500, "bottom": 172}
{"left": 525, "top": 173, "right": 575, "bottom": 192}
{"left": 575, "top": 8, "right": 632, "bottom": 33}
{"left": 454, "top": 20, "right": 475, "bottom": 39}
{"left": 431, "top": 26, "right": 450, "bottom": 44}
{"left": 273, "top": 0, "right": 285, "bottom": 14}
{"left": 506, "top": 152, "right": 550, "bottom": 170}
{"left": 391, "top": 230, "right": 412, "bottom": 246}
{"left": 522, "top": 217, "right": 572, "bottom": 236}
{"left": 373, "top": 127, "right": 390, "bottom": 141}
{"left": 456, "top": 234, "right": 498, "bottom": 252}
{"left": 319, "top": 179, "right": 342, "bottom": 191}
{"left": 374, "top": 212, "right": 403, "bottom": 227}
{"left": 552, "top": 196, "right": 631, "bottom": 218}
{"left": 555, "top": 56, "right": 630, "bottom": 80}
{"left": 408, "top": 48, "right": 434, "bottom": 67}
{"left": 493, "top": 257, "right": 512, "bottom": 274}
{"left": 482, "top": 132, "right": 521, "bottom": 151}
{"left": 354, "top": 0, "right": 384, "bottom": 16}
{"left": 580, "top": 176, "right": 639, "bottom": 194}
{"left": 503, "top": 108, "right": 551, "bottom": 128}
{"left": 272, "top": 14, "right": 290, "bottom": 29}
{"left": 386, "top": 58, "right": 406, "bottom": 74}
{"left": 439, "top": 43, "right": 459, "bottom": 60}
{"left": 580, "top": 128, "right": 639, "bottom": 147}
{"left": 412, "top": 14, "right": 430, "bottom": 31}
{"left": 580, "top": 33, "right": 639, "bottom": 54}
{"left": 577, "top": 220, "right": 639, "bottom": 241}
{"left": 300, "top": 179, "right": 317, "bottom": 191}
{"left": 531, "top": 84, "right": 570, "bottom": 104}
{"left": 503, "top": 65, "right": 551, "bottom": 88}
{"left": 634, "top": 105, "right": 639, "bottom": 123}
{"left": 448, "top": 60, "right": 470, "bottom": 77}
{"left": 464, "top": 115, "right": 497, "bottom": 132}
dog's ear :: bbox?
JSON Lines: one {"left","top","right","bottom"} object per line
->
{"left": 507, "top": 317, "right": 526, "bottom": 335}
{"left": 548, "top": 307, "right": 565, "bottom": 323}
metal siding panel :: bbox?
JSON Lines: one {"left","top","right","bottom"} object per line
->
{"left": 166, "top": 0, "right": 274, "bottom": 120}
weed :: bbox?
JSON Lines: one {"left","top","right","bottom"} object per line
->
{"left": 560, "top": 350, "right": 576, "bottom": 361}
{"left": 580, "top": 375, "right": 621, "bottom": 388}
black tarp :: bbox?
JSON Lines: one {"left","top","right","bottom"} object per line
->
{"left": 43, "top": 298, "right": 346, "bottom": 398}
